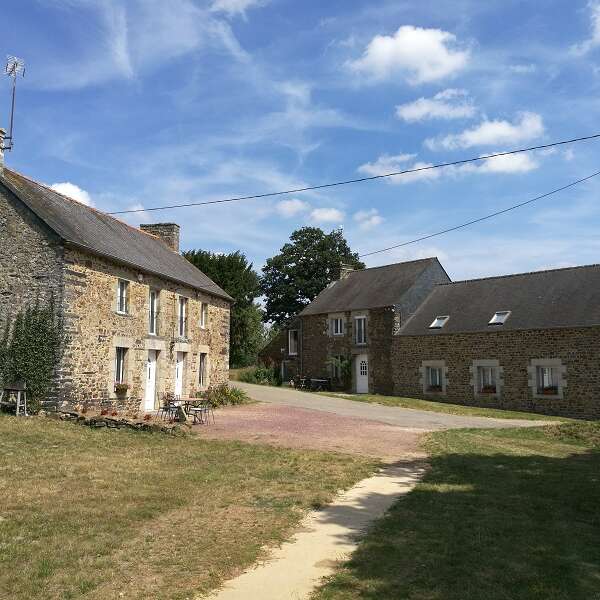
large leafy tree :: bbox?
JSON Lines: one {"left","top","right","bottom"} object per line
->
{"left": 184, "top": 250, "right": 264, "bottom": 368}
{"left": 261, "top": 227, "right": 365, "bottom": 326}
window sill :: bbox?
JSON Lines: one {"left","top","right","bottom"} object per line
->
{"left": 115, "top": 311, "right": 131, "bottom": 317}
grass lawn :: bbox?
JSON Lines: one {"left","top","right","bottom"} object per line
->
{"left": 320, "top": 392, "right": 565, "bottom": 421}
{"left": 312, "top": 421, "right": 600, "bottom": 600}
{"left": 0, "top": 415, "right": 375, "bottom": 600}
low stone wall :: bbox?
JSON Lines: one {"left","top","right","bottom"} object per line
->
{"left": 392, "top": 326, "right": 600, "bottom": 419}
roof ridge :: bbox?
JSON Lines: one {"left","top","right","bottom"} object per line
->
{"left": 3, "top": 167, "right": 164, "bottom": 243}
{"left": 350, "top": 257, "right": 435, "bottom": 275}
{"left": 440, "top": 262, "right": 600, "bottom": 286}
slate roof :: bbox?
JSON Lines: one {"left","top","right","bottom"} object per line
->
{"left": 0, "top": 168, "right": 231, "bottom": 301}
{"left": 299, "top": 258, "right": 444, "bottom": 316}
{"left": 399, "top": 264, "right": 600, "bottom": 336}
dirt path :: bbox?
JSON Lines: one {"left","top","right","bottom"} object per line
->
{"left": 199, "top": 459, "right": 426, "bottom": 600}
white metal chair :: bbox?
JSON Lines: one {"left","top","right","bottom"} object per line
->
{"left": 0, "top": 381, "right": 28, "bottom": 416}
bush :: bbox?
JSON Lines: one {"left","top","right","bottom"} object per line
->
{"left": 237, "top": 365, "right": 281, "bottom": 386}
{"left": 202, "top": 383, "right": 250, "bottom": 407}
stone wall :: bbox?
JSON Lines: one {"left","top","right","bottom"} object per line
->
{"left": 60, "top": 247, "right": 230, "bottom": 410}
{"left": 392, "top": 327, "right": 600, "bottom": 419}
{"left": 0, "top": 185, "right": 65, "bottom": 331}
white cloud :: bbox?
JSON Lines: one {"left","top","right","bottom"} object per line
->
{"left": 347, "top": 25, "right": 469, "bottom": 84}
{"left": 50, "top": 182, "right": 94, "bottom": 207}
{"left": 276, "top": 198, "right": 310, "bottom": 217}
{"left": 425, "top": 112, "right": 544, "bottom": 150}
{"left": 210, "top": 0, "right": 269, "bottom": 17}
{"left": 571, "top": 1, "right": 600, "bottom": 56}
{"left": 395, "top": 89, "right": 476, "bottom": 122}
{"left": 462, "top": 152, "right": 539, "bottom": 174}
{"left": 357, "top": 153, "right": 441, "bottom": 184}
{"left": 354, "top": 209, "right": 384, "bottom": 230}
{"left": 509, "top": 64, "right": 537, "bottom": 74}
{"left": 310, "top": 207, "right": 345, "bottom": 224}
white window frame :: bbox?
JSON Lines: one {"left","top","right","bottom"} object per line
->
{"left": 178, "top": 296, "right": 188, "bottom": 338}
{"left": 149, "top": 289, "right": 159, "bottom": 335}
{"left": 354, "top": 316, "right": 367, "bottom": 345}
{"left": 470, "top": 360, "right": 503, "bottom": 397}
{"left": 330, "top": 317, "right": 344, "bottom": 336}
{"left": 429, "top": 315, "right": 449, "bottom": 329}
{"left": 528, "top": 359, "right": 567, "bottom": 399}
{"left": 420, "top": 360, "right": 448, "bottom": 395}
{"left": 115, "top": 347, "right": 127, "bottom": 384}
{"left": 488, "top": 311, "right": 511, "bottom": 326}
{"left": 200, "top": 302, "right": 208, "bottom": 329}
{"left": 199, "top": 352, "right": 208, "bottom": 387}
{"left": 288, "top": 329, "right": 299, "bottom": 356}
{"left": 116, "top": 280, "right": 129, "bottom": 314}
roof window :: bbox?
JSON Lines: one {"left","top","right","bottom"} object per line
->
{"left": 429, "top": 315, "right": 449, "bottom": 329}
{"left": 488, "top": 311, "right": 511, "bottom": 326}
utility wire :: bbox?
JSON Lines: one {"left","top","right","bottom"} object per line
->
{"left": 358, "top": 169, "right": 600, "bottom": 257}
{"left": 108, "top": 132, "right": 600, "bottom": 215}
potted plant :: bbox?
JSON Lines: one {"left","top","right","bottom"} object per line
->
{"left": 481, "top": 385, "right": 497, "bottom": 394}
{"left": 114, "top": 382, "right": 130, "bottom": 396}
{"left": 427, "top": 384, "right": 443, "bottom": 393}
{"left": 542, "top": 386, "right": 558, "bottom": 395}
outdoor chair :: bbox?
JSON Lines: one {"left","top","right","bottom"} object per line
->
{"left": 188, "top": 401, "right": 215, "bottom": 425}
{"left": 0, "top": 381, "right": 28, "bottom": 416}
{"left": 157, "top": 393, "right": 180, "bottom": 421}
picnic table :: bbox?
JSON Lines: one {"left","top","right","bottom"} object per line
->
{"left": 309, "top": 378, "right": 331, "bottom": 391}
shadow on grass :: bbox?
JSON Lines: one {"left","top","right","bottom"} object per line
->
{"left": 314, "top": 448, "right": 600, "bottom": 600}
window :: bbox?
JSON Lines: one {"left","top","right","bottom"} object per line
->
{"left": 360, "top": 359, "right": 368, "bottom": 377}
{"left": 477, "top": 366, "right": 497, "bottom": 393}
{"left": 288, "top": 329, "right": 299, "bottom": 355}
{"left": 489, "top": 311, "right": 511, "bottom": 326}
{"left": 537, "top": 366, "right": 558, "bottom": 395}
{"left": 178, "top": 297, "right": 188, "bottom": 338}
{"left": 330, "top": 355, "right": 344, "bottom": 380}
{"left": 117, "top": 280, "right": 129, "bottom": 314}
{"left": 200, "top": 302, "right": 208, "bottom": 329}
{"left": 115, "top": 347, "right": 127, "bottom": 384}
{"left": 355, "top": 316, "right": 367, "bottom": 345}
{"left": 199, "top": 353, "right": 208, "bottom": 387}
{"left": 149, "top": 290, "right": 159, "bottom": 335}
{"left": 429, "top": 315, "right": 449, "bottom": 329}
{"left": 330, "top": 317, "right": 344, "bottom": 336}
{"left": 426, "top": 366, "right": 443, "bottom": 391}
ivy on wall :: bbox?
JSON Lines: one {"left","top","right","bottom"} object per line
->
{"left": 0, "top": 298, "right": 63, "bottom": 411}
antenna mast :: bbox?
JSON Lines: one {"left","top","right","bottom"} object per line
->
{"left": 2, "top": 55, "right": 25, "bottom": 152}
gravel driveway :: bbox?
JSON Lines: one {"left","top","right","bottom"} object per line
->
{"left": 232, "top": 381, "right": 551, "bottom": 430}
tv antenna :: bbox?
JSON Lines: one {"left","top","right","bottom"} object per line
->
{"left": 2, "top": 55, "right": 25, "bottom": 152}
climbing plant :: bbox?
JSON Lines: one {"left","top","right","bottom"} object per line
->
{"left": 0, "top": 298, "right": 63, "bottom": 412}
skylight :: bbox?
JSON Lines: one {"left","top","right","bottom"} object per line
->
{"left": 429, "top": 315, "right": 449, "bottom": 329}
{"left": 489, "top": 311, "right": 511, "bottom": 326}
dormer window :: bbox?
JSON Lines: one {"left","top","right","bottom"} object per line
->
{"left": 489, "top": 311, "right": 511, "bottom": 326}
{"left": 429, "top": 315, "right": 449, "bottom": 329}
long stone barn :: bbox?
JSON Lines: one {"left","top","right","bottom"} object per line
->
{"left": 0, "top": 165, "right": 232, "bottom": 411}
{"left": 393, "top": 265, "right": 600, "bottom": 420}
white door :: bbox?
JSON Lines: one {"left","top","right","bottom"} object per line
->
{"left": 144, "top": 350, "right": 157, "bottom": 411}
{"left": 355, "top": 354, "right": 369, "bottom": 393}
{"left": 175, "top": 352, "right": 184, "bottom": 397}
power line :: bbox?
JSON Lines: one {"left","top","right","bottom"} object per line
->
{"left": 108, "top": 132, "right": 600, "bottom": 215}
{"left": 358, "top": 169, "right": 600, "bottom": 258}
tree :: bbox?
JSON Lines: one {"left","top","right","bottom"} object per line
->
{"left": 183, "top": 250, "right": 264, "bottom": 368}
{"left": 261, "top": 227, "right": 365, "bottom": 326}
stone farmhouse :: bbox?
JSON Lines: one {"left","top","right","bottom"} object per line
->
{"left": 394, "top": 265, "right": 600, "bottom": 419}
{"left": 262, "top": 258, "right": 600, "bottom": 419}
{"left": 0, "top": 166, "right": 231, "bottom": 411}
{"left": 261, "top": 258, "right": 450, "bottom": 393}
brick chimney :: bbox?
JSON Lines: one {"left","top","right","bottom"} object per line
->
{"left": 140, "top": 223, "right": 180, "bottom": 252}
{"left": 0, "top": 128, "right": 6, "bottom": 174}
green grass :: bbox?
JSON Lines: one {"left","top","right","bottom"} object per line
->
{"left": 312, "top": 421, "right": 600, "bottom": 600}
{"left": 320, "top": 392, "right": 566, "bottom": 421}
{"left": 0, "top": 414, "right": 375, "bottom": 600}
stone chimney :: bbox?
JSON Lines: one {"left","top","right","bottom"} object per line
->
{"left": 0, "top": 128, "right": 6, "bottom": 174}
{"left": 140, "top": 223, "right": 180, "bottom": 252}
{"left": 338, "top": 263, "right": 355, "bottom": 280}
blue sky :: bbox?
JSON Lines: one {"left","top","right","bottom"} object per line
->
{"left": 3, "top": 0, "right": 600, "bottom": 280}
